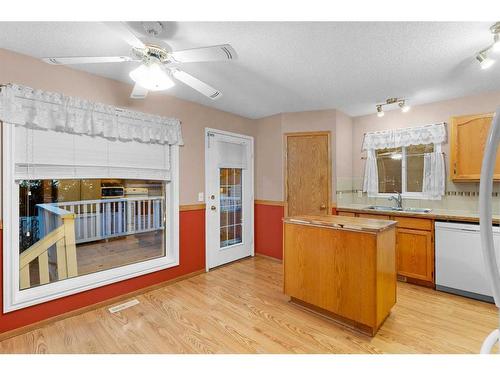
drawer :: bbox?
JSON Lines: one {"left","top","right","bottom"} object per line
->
{"left": 395, "top": 216, "right": 433, "bottom": 231}
{"left": 337, "top": 211, "right": 356, "bottom": 217}
{"left": 357, "top": 213, "right": 391, "bottom": 220}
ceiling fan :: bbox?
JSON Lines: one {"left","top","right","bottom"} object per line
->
{"left": 41, "top": 22, "right": 237, "bottom": 100}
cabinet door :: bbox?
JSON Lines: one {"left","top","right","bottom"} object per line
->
{"left": 450, "top": 113, "right": 499, "bottom": 181}
{"left": 396, "top": 228, "right": 434, "bottom": 282}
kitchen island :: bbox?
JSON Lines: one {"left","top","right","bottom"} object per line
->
{"left": 283, "top": 215, "right": 397, "bottom": 336}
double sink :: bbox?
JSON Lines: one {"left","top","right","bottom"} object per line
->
{"left": 365, "top": 205, "right": 432, "bottom": 214}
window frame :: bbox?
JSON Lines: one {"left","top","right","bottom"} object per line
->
{"left": 2, "top": 124, "right": 180, "bottom": 312}
{"left": 371, "top": 143, "right": 437, "bottom": 200}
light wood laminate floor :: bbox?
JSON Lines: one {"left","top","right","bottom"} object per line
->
{"left": 1, "top": 256, "right": 497, "bottom": 353}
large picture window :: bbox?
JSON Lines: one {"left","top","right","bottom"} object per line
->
{"left": 1, "top": 84, "right": 182, "bottom": 312}
{"left": 19, "top": 179, "right": 166, "bottom": 290}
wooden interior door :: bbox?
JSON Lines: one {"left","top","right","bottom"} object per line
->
{"left": 285, "top": 132, "right": 331, "bottom": 217}
{"left": 450, "top": 113, "right": 499, "bottom": 181}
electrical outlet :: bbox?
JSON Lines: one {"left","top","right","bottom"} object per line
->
{"left": 357, "top": 190, "right": 363, "bottom": 198}
{"left": 198, "top": 192, "right": 204, "bottom": 202}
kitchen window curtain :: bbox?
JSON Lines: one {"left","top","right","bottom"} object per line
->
{"left": 363, "top": 149, "right": 379, "bottom": 195}
{"left": 422, "top": 143, "right": 445, "bottom": 199}
{"left": 362, "top": 122, "right": 446, "bottom": 197}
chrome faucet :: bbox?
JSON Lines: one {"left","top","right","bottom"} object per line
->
{"left": 388, "top": 192, "right": 403, "bottom": 209}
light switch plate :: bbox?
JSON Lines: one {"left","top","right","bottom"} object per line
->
{"left": 198, "top": 192, "right": 204, "bottom": 202}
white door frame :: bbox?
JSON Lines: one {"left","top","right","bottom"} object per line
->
{"left": 204, "top": 128, "right": 254, "bottom": 271}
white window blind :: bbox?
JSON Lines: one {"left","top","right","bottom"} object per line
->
{"left": 1, "top": 84, "right": 183, "bottom": 181}
{"left": 216, "top": 138, "right": 248, "bottom": 169}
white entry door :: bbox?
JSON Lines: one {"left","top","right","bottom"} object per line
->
{"left": 205, "top": 128, "right": 254, "bottom": 270}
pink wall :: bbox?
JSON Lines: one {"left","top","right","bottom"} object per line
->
{"left": 0, "top": 48, "right": 256, "bottom": 206}
{"left": 254, "top": 110, "right": 344, "bottom": 202}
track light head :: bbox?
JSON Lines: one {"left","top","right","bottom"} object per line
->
{"left": 399, "top": 101, "right": 410, "bottom": 113}
{"left": 477, "top": 51, "right": 495, "bottom": 70}
{"left": 491, "top": 22, "right": 500, "bottom": 52}
{"left": 494, "top": 33, "right": 500, "bottom": 53}
{"left": 376, "top": 105, "right": 384, "bottom": 117}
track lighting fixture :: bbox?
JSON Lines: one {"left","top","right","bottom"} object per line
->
{"left": 474, "top": 22, "right": 500, "bottom": 69}
{"left": 494, "top": 33, "right": 500, "bottom": 52}
{"left": 477, "top": 51, "right": 495, "bottom": 70}
{"left": 375, "top": 98, "right": 409, "bottom": 117}
{"left": 399, "top": 100, "right": 410, "bottom": 113}
{"left": 376, "top": 105, "right": 384, "bottom": 117}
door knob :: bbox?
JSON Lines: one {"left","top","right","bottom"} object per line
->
{"left": 320, "top": 204, "right": 327, "bottom": 210}
{"left": 211, "top": 205, "right": 217, "bottom": 211}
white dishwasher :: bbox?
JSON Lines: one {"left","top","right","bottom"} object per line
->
{"left": 435, "top": 221, "right": 500, "bottom": 303}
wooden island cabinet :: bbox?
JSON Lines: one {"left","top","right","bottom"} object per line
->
{"left": 283, "top": 215, "right": 397, "bottom": 336}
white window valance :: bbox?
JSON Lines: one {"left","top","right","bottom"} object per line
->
{"left": 0, "top": 83, "right": 183, "bottom": 145}
{"left": 362, "top": 122, "right": 446, "bottom": 151}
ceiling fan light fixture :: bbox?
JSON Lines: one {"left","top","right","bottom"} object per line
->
{"left": 129, "top": 61, "right": 175, "bottom": 91}
{"left": 476, "top": 51, "right": 495, "bottom": 70}
{"left": 376, "top": 105, "right": 385, "bottom": 117}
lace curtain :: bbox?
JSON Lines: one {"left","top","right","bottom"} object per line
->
{"left": 423, "top": 144, "right": 445, "bottom": 199}
{"left": 362, "top": 123, "right": 446, "bottom": 151}
{"left": 0, "top": 84, "right": 183, "bottom": 145}
{"left": 362, "top": 123, "right": 446, "bottom": 198}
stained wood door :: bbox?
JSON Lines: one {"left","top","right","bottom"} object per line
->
{"left": 450, "top": 113, "right": 499, "bottom": 181}
{"left": 285, "top": 132, "right": 331, "bottom": 217}
{"left": 396, "top": 228, "right": 434, "bottom": 282}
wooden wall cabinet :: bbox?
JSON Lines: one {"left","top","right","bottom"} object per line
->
{"left": 450, "top": 113, "right": 498, "bottom": 181}
{"left": 338, "top": 211, "right": 435, "bottom": 287}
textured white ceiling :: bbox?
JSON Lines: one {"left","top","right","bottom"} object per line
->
{"left": 0, "top": 21, "right": 499, "bottom": 119}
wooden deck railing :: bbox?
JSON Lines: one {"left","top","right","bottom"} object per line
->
{"left": 52, "top": 197, "right": 164, "bottom": 244}
{"left": 19, "top": 210, "right": 77, "bottom": 289}
{"left": 19, "top": 196, "right": 164, "bottom": 289}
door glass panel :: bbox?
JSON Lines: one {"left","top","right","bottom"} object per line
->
{"left": 18, "top": 178, "right": 166, "bottom": 290}
{"left": 219, "top": 168, "right": 242, "bottom": 248}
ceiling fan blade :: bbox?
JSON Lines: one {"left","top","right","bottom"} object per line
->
{"left": 130, "top": 83, "right": 148, "bottom": 99}
{"left": 103, "top": 22, "right": 146, "bottom": 49}
{"left": 171, "top": 69, "right": 222, "bottom": 100}
{"left": 42, "top": 56, "right": 135, "bottom": 65}
{"left": 170, "top": 44, "right": 236, "bottom": 63}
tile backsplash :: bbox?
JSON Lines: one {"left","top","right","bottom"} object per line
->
{"left": 336, "top": 177, "right": 500, "bottom": 214}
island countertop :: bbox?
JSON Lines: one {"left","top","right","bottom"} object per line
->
{"left": 284, "top": 214, "right": 396, "bottom": 233}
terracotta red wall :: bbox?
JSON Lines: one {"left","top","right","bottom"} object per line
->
{"left": 254, "top": 203, "right": 284, "bottom": 260}
{"left": 0, "top": 208, "right": 205, "bottom": 334}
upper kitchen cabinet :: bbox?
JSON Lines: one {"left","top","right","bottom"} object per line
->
{"left": 450, "top": 113, "right": 498, "bottom": 181}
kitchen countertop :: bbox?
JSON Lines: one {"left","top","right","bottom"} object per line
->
{"left": 336, "top": 203, "right": 500, "bottom": 224}
{"left": 284, "top": 214, "right": 396, "bottom": 233}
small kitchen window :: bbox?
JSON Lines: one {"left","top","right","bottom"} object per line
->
{"left": 363, "top": 123, "right": 446, "bottom": 200}
{"left": 376, "top": 143, "right": 434, "bottom": 196}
